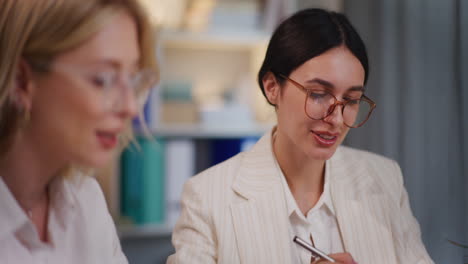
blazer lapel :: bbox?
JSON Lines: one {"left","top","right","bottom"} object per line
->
{"left": 329, "top": 147, "right": 398, "bottom": 264}
{"left": 230, "top": 132, "right": 293, "bottom": 264}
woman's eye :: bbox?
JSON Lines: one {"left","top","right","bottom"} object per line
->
{"left": 346, "top": 99, "right": 360, "bottom": 105}
{"left": 308, "top": 91, "right": 328, "bottom": 100}
{"left": 129, "top": 73, "right": 141, "bottom": 89}
{"left": 344, "top": 93, "right": 363, "bottom": 100}
{"left": 91, "top": 72, "right": 116, "bottom": 88}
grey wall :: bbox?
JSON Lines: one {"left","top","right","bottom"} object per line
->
{"left": 462, "top": 1, "right": 468, "bottom": 257}
{"left": 344, "top": 0, "right": 468, "bottom": 263}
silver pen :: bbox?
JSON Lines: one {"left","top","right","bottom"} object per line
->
{"left": 293, "top": 236, "right": 336, "bottom": 263}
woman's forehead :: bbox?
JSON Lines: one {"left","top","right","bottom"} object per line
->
{"left": 54, "top": 12, "right": 140, "bottom": 68}
{"left": 290, "top": 47, "right": 366, "bottom": 91}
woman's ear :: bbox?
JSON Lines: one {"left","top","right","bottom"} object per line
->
{"left": 11, "top": 58, "right": 36, "bottom": 111}
{"left": 262, "top": 72, "right": 281, "bottom": 106}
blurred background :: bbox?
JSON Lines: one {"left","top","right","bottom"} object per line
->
{"left": 95, "top": 0, "right": 468, "bottom": 263}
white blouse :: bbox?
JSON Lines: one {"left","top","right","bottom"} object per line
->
{"left": 0, "top": 174, "right": 127, "bottom": 264}
{"left": 274, "top": 157, "right": 345, "bottom": 264}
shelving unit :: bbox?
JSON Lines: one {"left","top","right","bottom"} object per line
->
{"left": 159, "top": 28, "right": 274, "bottom": 125}
{"left": 161, "top": 29, "right": 270, "bottom": 51}
{"left": 100, "top": 29, "right": 274, "bottom": 243}
{"left": 116, "top": 123, "right": 272, "bottom": 240}
{"left": 113, "top": 1, "right": 346, "bottom": 262}
{"left": 97, "top": 17, "right": 274, "bottom": 264}
{"left": 112, "top": 1, "right": 277, "bottom": 263}
{"left": 117, "top": 123, "right": 272, "bottom": 240}
{"left": 137, "top": 123, "right": 273, "bottom": 139}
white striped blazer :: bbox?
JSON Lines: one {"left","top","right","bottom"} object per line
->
{"left": 167, "top": 130, "right": 434, "bottom": 264}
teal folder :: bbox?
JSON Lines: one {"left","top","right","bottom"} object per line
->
{"left": 120, "top": 137, "right": 165, "bottom": 225}
{"left": 141, "top": 138, "right": 165, "bottom": 224}
{"left": 120, "top": 144, "right": 143, "bottom": 223}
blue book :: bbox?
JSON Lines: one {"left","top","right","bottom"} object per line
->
{"left": 132, "top": 94, "right": 152, "bottom": 129}
{"left": 210, "top": 137, "right": 260, "bottom": 166}
{"left": 211, "top": 139, "right": 242, "bottom": 165}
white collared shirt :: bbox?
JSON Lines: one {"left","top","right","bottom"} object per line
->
{"left": 0, "top": 174, "right": 127, "bottom": 264}
{"left": 273, "top": 158, "right": 345, "bottom": 263}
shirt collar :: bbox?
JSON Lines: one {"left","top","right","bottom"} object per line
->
{"left": 48, "top": 176, "right": 78, "bottom": 229}
{"left": 277, "top": 162, "right": 335, "bottom": 216}
{"left": 0, "top": 177, "right": 30, "bottom": 240}
{"left": 270, "top": 135, "right": 336, "bottom": 219}
{"left": 0, "top": 174, "right": 79, "bottom": 241}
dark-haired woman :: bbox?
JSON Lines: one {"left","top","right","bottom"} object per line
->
{"left": 168, "top": 8, "right": 433, "bottom": 264}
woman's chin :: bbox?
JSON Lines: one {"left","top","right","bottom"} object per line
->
{"left": 77, "top": 153, "right": 113, "bottom": 170}
{"left": 306, "top": 146, "right": 338, "bottom": 161}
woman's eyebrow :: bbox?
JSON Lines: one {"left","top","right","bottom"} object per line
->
{"left": 305, "top": 78, "right": 334, "bottom": 88}
{"left": 84, "top": 58, "right": 141, "bottom": 71}
{"left": 305, "top": 78, "right": 365, "bottom": 92}
{"left": 348, "top": 86, "right": 365, "bottom": 92}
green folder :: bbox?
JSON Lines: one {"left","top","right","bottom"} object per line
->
{"left": 141, "top": 138, "right": 165, "bottom": 224}
{"left": 120, "top": 137, "right": 165, "bottom": 225}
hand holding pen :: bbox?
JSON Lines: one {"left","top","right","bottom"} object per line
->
{"left": 293, "top": 236, "right": 358, "bottom": 264}
{"left": 311, "top": 253, "right": 357, "bottom": 264}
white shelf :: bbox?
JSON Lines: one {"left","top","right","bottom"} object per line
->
{"left": 117, "top": 223, "right": 174, "bottom": 239}
{"left": 161, "top": 29, "right": 270, "bottom": 50}
{"left": 140, "top": 123, "right": 273, "bottom": 138}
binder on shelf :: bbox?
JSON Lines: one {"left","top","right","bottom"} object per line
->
{"left": 165, "top": 139, "right": 195, "bottom": 226}
{"left": 240, "top": 136, "right": 259, "bottom": 152}
{"left": 160, "top": 81, "right": 198, "bottom": 124}
{"left": 132, "top": 86, "right": 162, "bottom": 131}
{"left": 210, "top": 136, "right": 260, "bottom": 165}
{"left": 141, "top": 138, "right": 165, "bottom": 223}
{"left": 120, "top": 144, "right": 142, "bottom": 223}
{"left": 194, "top": 139, "right": 213, "bottom": 174}
{"left": 148, "top": 86, "right": 162, "bottom": 130}
{"left": 132, "top": 90, "right": 151, "bottom": 129}
{"left": 211, "top": 138, "right": 242, "bottom": 165}
{"left": 120, "top": 137, "right": 165, "bottom": 225}
{"left": 119, "top": 133, "right": 260, "bottom": 230}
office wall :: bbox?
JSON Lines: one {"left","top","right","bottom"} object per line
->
{"left": 461, "top": 1, "right": 468, "bottom": 257}
{"left": 344, "top": 0, "right": 468, "bottom": 263}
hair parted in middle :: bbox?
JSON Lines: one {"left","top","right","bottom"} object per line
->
{"left": 258, "top": 8, "right": 369, "bottom": 106}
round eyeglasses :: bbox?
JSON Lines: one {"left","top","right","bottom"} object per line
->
{"left": 279, "top": 74, "right": 376, "bottom": 128}
{"left": 44, "top": 62, "right": 158, "bottom": 111}
{"left": 93, "top": 68, "right": 158, "bottom": 110}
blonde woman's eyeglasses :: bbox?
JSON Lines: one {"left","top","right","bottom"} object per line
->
{"left": 47, "top": 62, "right": 158, "bottom": 111}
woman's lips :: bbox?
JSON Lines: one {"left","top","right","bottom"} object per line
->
{"left": 96, "top": 131, "right": 118, "bottom": 149}
{"left": 311, "top": 131, "right": 338, "bottom": 146}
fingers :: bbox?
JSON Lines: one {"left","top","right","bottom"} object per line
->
{"left": 312, "top": 252, "right": 357, "bottom": 264}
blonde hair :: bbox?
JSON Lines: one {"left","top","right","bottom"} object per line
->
{"left": 0, "top": 0, "right": 158, "bottom": 156}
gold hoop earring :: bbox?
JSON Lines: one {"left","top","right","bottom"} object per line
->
{"left": 24, "top": 110, "right": 31, "bottom": 123}
{"left": 23, "top": 108, "right": 30, "bottom": 123}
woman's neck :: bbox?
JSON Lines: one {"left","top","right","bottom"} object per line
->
{"left": 0, "top": 132, "right": 62, "bottom": 214}
{"left": 273, "top": 129, "right": 325, "bottom": 215}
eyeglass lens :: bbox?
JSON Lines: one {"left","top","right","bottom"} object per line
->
{"left": 305, "top": 91, "right": 372, "bottom": 127}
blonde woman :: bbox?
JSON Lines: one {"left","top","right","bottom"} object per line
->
{"left": 0, "top": 0, "right": 157, "bottom": 263}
